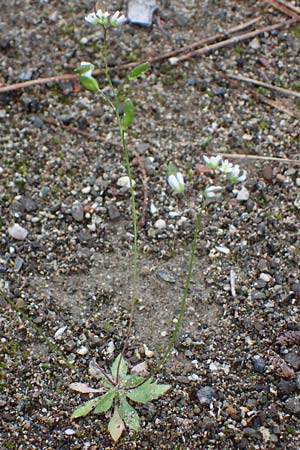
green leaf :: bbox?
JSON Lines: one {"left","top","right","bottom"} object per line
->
{"left": 75, "top": 62, "right": 94, "bottom": 75}
{"left": 111, "top": 354, "right": 128, "bottom": 382}
{"left": 119, "top": 396, "right": 140, "bottom": 431}
{"left": 108, "top": 407, "right": 125, "bottom": 442}
{"left": 79, "top": 75, "right": 100, "bottom": 92}
{"left": 71, "top": 397, "right": 100, "bottom": 418}
{"left": 93, "top": 390, "right": 115, "bottom": 414}
{"left": 123, "top": 99, "right": 134, "bottom": 129}
{"left": 127, "top": 379, "right": 171, "bottom": 404}
{"left": 128, "top": 62, "right": 149, "bottom": 80}
{"left": 167, "top": 163, "right": 178, "bottom": 177}
{"left": 123, "top": 375, "right": 146, "bottom": 389}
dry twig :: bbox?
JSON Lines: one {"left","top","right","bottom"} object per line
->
{"left": 227, "top": 73, "right": 300, "bottom": 99}
{"left": 264, "top": 0, "right": 300, "bottom": 20}
{"left": 169, "top": 18, "right": 297, "bottom": 64}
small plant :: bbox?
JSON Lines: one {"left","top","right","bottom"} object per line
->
{"left": 69, "top": 6, "right": 248, "bottom": 442}
{"left": 70, "top": 355, "right": 170, "bottom": 441}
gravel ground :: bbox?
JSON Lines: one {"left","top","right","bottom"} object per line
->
{"left": 1, "top": 0, "right": 300, "bottom": 449}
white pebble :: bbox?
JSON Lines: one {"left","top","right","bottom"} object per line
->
{"left": 117, "top": 176, "right": 135, "bottom": 190}
{"left": 54, "top": 326, "right": 67, "bottom": 339}
{"left": 235, "top": 186, "right": 249, "bottom": 201}
{"left": 65, "top": 428, "right": 76, "bottom": 435}
{"left": 8, "top": 223, "right": 28, "bottom": 240}
{"left": 77, "top": 346, "right": 89, "bottom": 356}
{"left": 215, "top": 246, "right": 230, "bottom": 255}
{"left": 154, "top": 219, "right": 166, "bottom": 230}
{"left": 259, "top": 273, "right": 272, "bottom": 282}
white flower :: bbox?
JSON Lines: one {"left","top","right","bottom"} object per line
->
{"left": 219, "top": 159, "right": 233, "bottom": 174}
{"left": 203, "top": 155, "right": 222, "bottom": 169}
{"left": 96, "top": 9, "right": 110, "bottom": 25}
{"left": 85, "top": 12, "right": 98, "bottom": 24}
{"left": 168, "top": 172, "right": 185, "bottom": 194}
{"left": 227, "top": 165, "right": 247, "bottom": 184}
{"left": 85, "top": 9, "right": 110, "bottom": 26}
{"left": 110, "top": 11, "right": 127, "bottom": 27}
{"left": 78, "top": 61, "right": 93, "bottom": 77}
{"left": 204, "top": 185, "right": 223, "bottom": 199}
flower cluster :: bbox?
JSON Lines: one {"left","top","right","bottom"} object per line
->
{"left": 85, "top": 9, "right": 127, "bottom": 27}
{"left": 203, "top": 155, "right": 247, "bottom": 200}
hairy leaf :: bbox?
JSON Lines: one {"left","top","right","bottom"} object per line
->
{"left": 93, "top": 390, "right": 115, "bottom": 414}
{"left": 111, "top": 354, "right": 128, "bottom": 382}
{"left": 71, "top": 397, "right": 100, "bottom": 418}
{"left": 108, "top": 407, "right": 125, "bottom": 442}
{"left": 123, "top": 374, "right": 146, "bottom": 389}
{"left": 128, "top": 62, "right": 149, "bottom": 80}
{"left": 123, "top": 99, "right": 134, "bottom": 129}
{"left": 119, "top": 395, "right": 140, "bottom": 431}
{"left": 167, "top": 163, "right": 178, "bottom": 177}
{"left": 127, "top": 379, "right": 171, "bottom": 404}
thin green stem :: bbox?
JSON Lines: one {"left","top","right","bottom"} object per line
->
{"left": 147, "top": 202, "right": 205, "bottom": 379}
{"left": 101, "top": 32, "right": 139, "bottom": 383}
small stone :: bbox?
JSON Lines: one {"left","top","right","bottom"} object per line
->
{"left": 82, "top": 186, "right": 91, "bottom": 194}
{"left": 65, "top": 428, "right": 76, "bottom": 435}
{"left": 144, "top": 156, "right": 156, "bottom": 175}
{"left": 54, "top": 326, "right": 67, "bottom": 339}
{"left": 40, "top": 186, "right": 50, "bottom": 198}
{"left": 249, "top": 37, "right": 261, "bottom": 49}
{"left": 259, "top": 273, "right": 272, "bottom": 282}
{"left": 253, "top": 358, "right": 265, "bottom": 374}
{"left": 284, "top": 350, "right": 300, "bottom": 370}
{"left": 196, "top": 386, "right": 215, "bottom": 405}
{"left": 117, "top": 176, "right": 135, "bottom": 191}
{"left": 285, "top": 397, "right": 300, "bottom": 415}
{"left": 215, "top": 246, "right": 230, "bottom": 255}
{"left": 107, "top": 204, "right": 120, "bottom": 221}
{"left": 77, "top": 346, "right": 89, "bottom": 356}
{"left": 21, "top": 196, "right": 37, "bottom": 212}
{"left": 235, "top": 186, "right": 250, "bottom": 201}
{"left": 157, "top": 270, "right": 176, "bottom": 284}
{"left": 14, "top": 256, "right": 24, "bottom": 272}
{"left": 8, "top": 224, "right": 28, "bottom": 240}
{"left": 71, "top": 201, "right": 84, "bottom": 222}
{"left": 243, "top": 427, "right": 262, "bottom": 439}
{"left": 154, "top": 219, "right": 166, "bottom": 230}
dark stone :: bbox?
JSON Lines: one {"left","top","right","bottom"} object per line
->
{"left": 253, "top": 358, "right": 265, "bottom": 374}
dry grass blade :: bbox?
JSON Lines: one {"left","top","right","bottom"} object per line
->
{"left": 264, "top": 0, "right": 300, "bottom": 19}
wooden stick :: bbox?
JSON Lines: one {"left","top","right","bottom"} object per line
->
{"left": 264, "top": 0, "right": 300, "bottom": 19}
{"left": 0, "top": 16, "right": 285, "bottom": 95}
{"left": 227, "top": 73, "right": 300, "bottom": 99}
{"left": 169, "top": 18, "right": 297, "bottom": 64}
{"left": 222, "top": 72, "right": 300, "bottom": 119}
{"left": 275, "top": 0, "right": 300, "bottom": 14}
{"left": 206, "top": 152, "right": 300, "bottom": 164}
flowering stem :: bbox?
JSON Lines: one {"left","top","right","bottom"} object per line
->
{"left": 150, "top": 202, "right": 205, "bottom": 376}
{"left": 102, "top": 31, "right": 139, "bottom": 383}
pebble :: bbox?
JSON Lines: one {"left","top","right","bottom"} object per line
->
{"left": 21, "top": 196, "right": 37, "bottom": 212}
{"left": 71, "top": 201, "right": 84, "bottom": 222}
{"left": 249, "top": 37, "right": 261, "bottom": 49}
{"left": 154, "top": 219, "right": 166, "bottom": 230}
{"left": 144, "top": 156, "right": 156, "bottom": 175}
{"left": 117, "top": 176, "right": 135, "bottom": 191}
{"left": 284, "top": 350, "right": 300, "bottom": 370}
{"left": 253, "top": 358, "right": 265, "bottom": 374}
{"left": 107, "top": 204, "right": 120, "bottom": 221}
{"left": 157, "top": 270, "right": 176, "bottom": 284}
{"left": 196, "top": 386, "right": 215, "bottom": 405}
{"left": 259, "top": 273, "right": 272, "bottom": 282}
{"left": 14, "top": 256, "right": 24, "bottom": 272}
{"left": 8, "top": 224, "right": 28, "bottom": 240}
{"left": 215, "top": 245, "right": 230, "bottom": 255}
{"left": 285, "top": 397, "right": 300, "bottom": 415}
{"left": 235, "top": 186, "right": 250, "bottom": 201}
{"left": 64, "top": 428, "right": 76, "bottom": 435}
{"left": 40, "top": 186, "right": 50, "bottom": 198}
{"left": 77, "top": 346, "right": 89, "bottom": 356}
{"left": 82, "top": 186, "right": 91, "bottom": 194}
